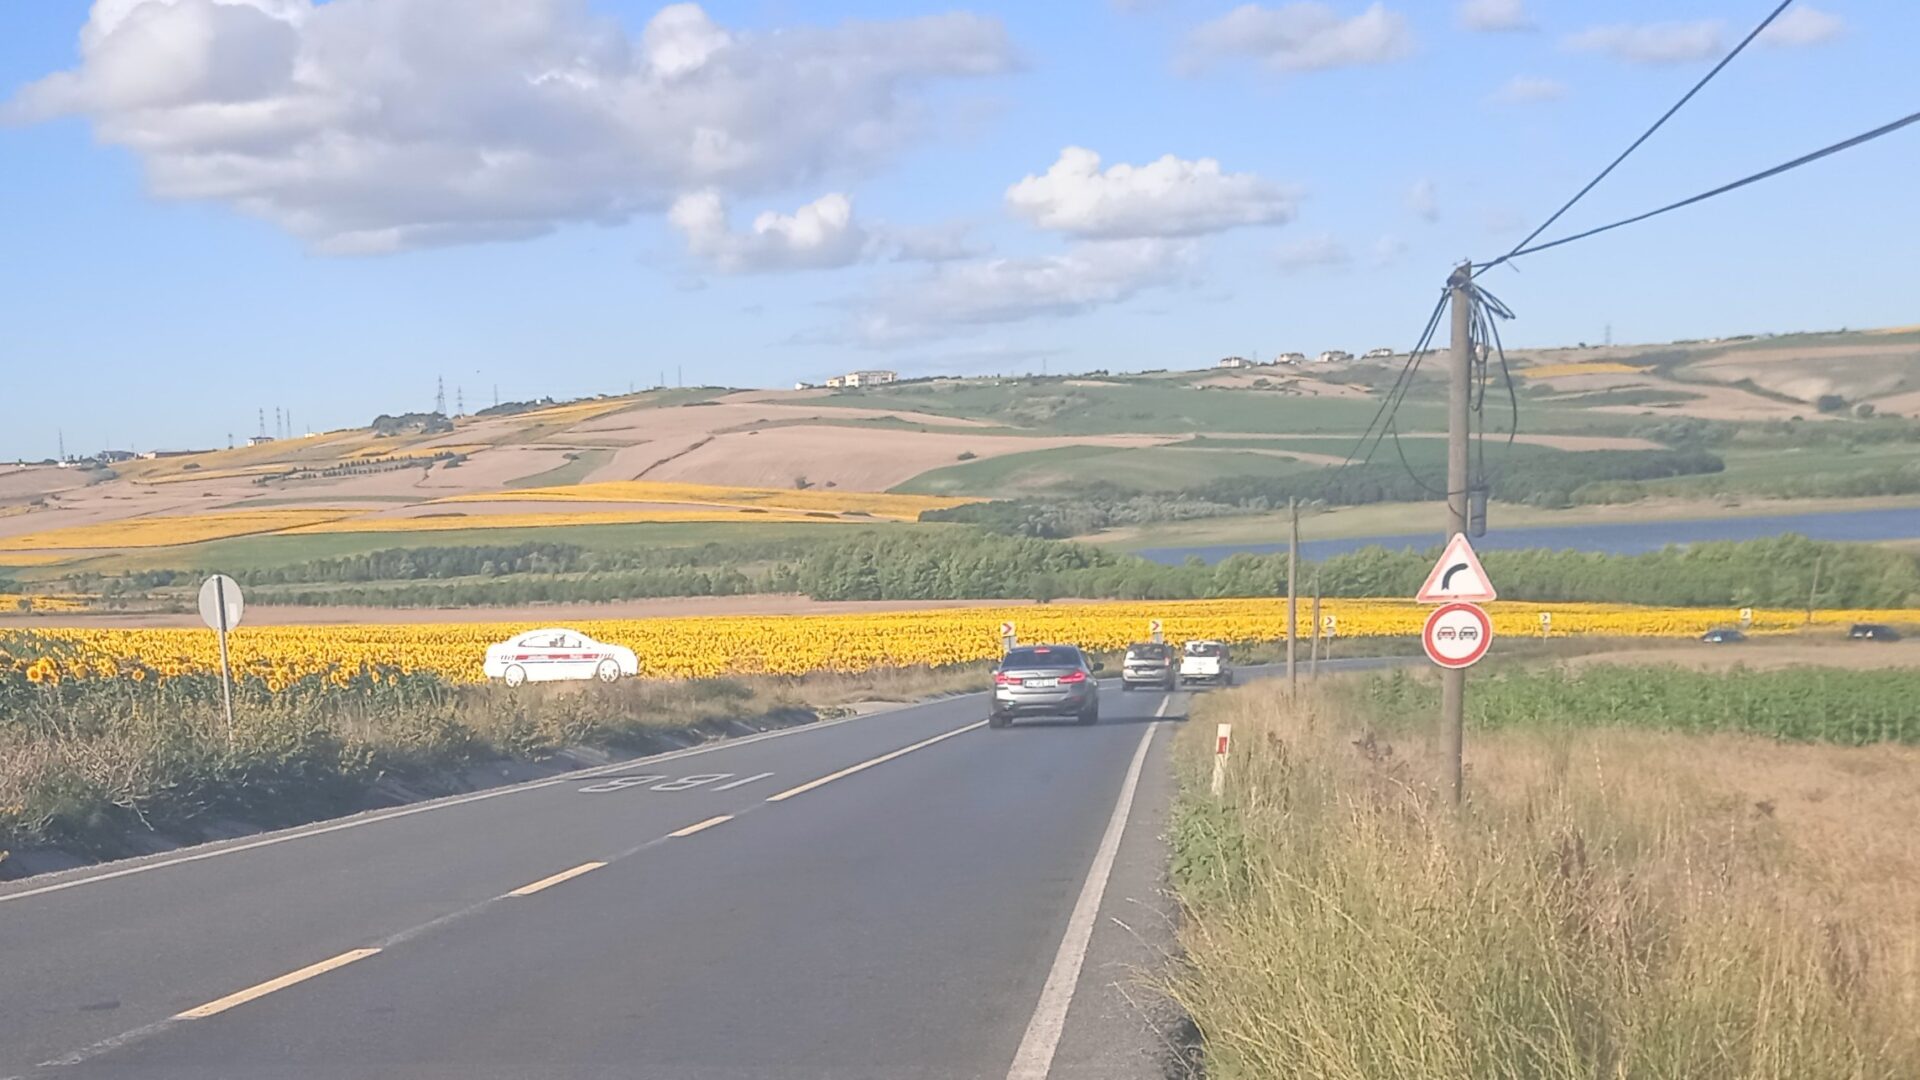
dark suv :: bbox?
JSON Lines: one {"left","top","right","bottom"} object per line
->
{"left": 1121, "top": 642, "right": 1175, "bottom": 691}
{"left": 990, "top": 645, "right": 1100, "bottom": 728}
{"left": 1848, "top": 623, "right": 1902, "bottom": 642}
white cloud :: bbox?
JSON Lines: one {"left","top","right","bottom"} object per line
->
{"left": 7, "top": 1, "right": 1015, "bottom": 254}
{"left": 1371, "top": 233, "right": 1408, "bottom": 267}
{"left": 842, "top": 239, "right": 1195, "bottom": 344}
{"left": 1564, "top": 21, "right": 1723, "bottom": 65}
{"left": 1457, "top": 0, "right": 1532, "bottom": 32}
{"left": 1274, "top": 232, "right": 1350, "bottom": 272}
{"left": 886, "top": 223, "right": 988, "bottom": 263}
{"left": 1759, "top": 6, "right": 1844, "bottom": 47}
{"left": 1406, "top": 178, "right": 1439, "bottom": 223}
{"left": 1489, "top": 74, "right": 1566, "bottom": 104}
{"left": 1005, "top": 146, "right": 1296, "bottom": 239}
{"left": 668, "top": 190, "right": 867, "bottom": 273}
{"left": 1184, "top": 3, "right": 1415, "bottom": 74}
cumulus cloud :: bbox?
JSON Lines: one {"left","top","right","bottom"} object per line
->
{"left": 1406, "top": 178, "right": 1439, "bottom": 223}
{"left": 886, "top": 222, "right": 988, "bottom": 263}
{"left": 6, "top": 0, "right": 1015, "bottom": 254}
{"left": 1005, "top": 146, "right": 1296, "bottom": 239}
{"left": 1489, "top": 74, "right": 1566, "bottom": 104}
{"left": 1759, "top": 6, "right": 1843, "bottom": 47}
{"left": 1457, "top": 0, "right": 1532, "bottom": 32}
{"left": 1183, "top": 3, "right": 1414, "bottom": 74}
{"left": 668, "top": 190, "right": 867, "bottom": 273}
{"left": 1274, "top": 232, "right": 1350, "bottom": 272}
{"left": 1564, "top": 20, "right": 1723, "bottom": 65}
{"left": 1371, "top": 233, "right": 1408, "bottom": 267}
{"left": 840, "top": 239, "right": 1195, "bottom": 344}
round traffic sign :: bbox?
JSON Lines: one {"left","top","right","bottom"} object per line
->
{"left": 1422, "top": 602, "right": 1491, "bottom": 669}
{"left": 198, "top": 574, "right": 244, "bottom": 632}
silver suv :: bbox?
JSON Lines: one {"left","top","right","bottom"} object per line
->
{"left": 990, "top": 645, "right": 1101, "bottom": 728}
{"left": 1121, "top": 642, "right": 1175, "bottom": 691}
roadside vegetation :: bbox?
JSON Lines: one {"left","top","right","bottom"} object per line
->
{"left": 28, "top": 534, "right": 1920, "bottom": 612}
{"left": 1169, "top": 669, "right": 1920, "bottom": 1078}
{"left": 0, "top": 654, "right": 984, "bottom": 861}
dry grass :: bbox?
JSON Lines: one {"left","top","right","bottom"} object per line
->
{"left": 1168, "top": 677, "right": 1920, "bottom": 1079}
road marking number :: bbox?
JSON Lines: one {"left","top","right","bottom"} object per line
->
{"left": 579, "top": 771, "right": 766, "bottom": 794}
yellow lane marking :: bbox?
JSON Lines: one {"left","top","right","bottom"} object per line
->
{"left": 174, "top": 948, "right": 380, "bottom": 1020}
{"left": 765, "top": 721, "right": 987, "bottom": 803}
{"left": 668, "top": 815, "right": 734, "bottom": 838}
{"left": 506, "top": 861, "right": 608, "bottom": 897}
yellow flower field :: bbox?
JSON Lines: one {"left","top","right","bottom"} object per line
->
{"left": 7, "top": 600, "right": 1915, "bottom": 684}
{"left": 284, "top": 508, "right": 851, "bottom": 534}
{"left": 436, "top": 480, "right": 979, "bottom": 521}
{"left": 1515, "top": 362, "right": 1646, "bottom": 378}
{"left": 0, "top": 509, "right": 360, "bottom": 551}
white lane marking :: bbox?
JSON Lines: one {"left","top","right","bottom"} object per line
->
{"left": 0, "top": 695, "right": 978, "bottom": 905}
{"left": 577, "top": 774, "right": 667, "bottom": 793}
{"left": 711, "top": 771, "right": 775, "bottom": 791}
{"left": 667, "top": 814, "right": 733, "bottom": 838}
{"left": 506, "top": 861, "right": 606, "bottom": 897}
{"left": 174, "top": 948, "right": 381, "bottom": 1020}
{"left": 764, "top": 721, "right": 986, "bottom": 802}
{"left": 1005, "top": 697, "right": 1167, "bottom": 1080}
{"left": 650, "top": 773, "right": 729, "bottom": 792}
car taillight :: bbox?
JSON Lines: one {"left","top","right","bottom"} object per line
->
{"left": 994, "top": 672, "right": 1017, "bottom": 685}
{"left": 1059, "top": 670, "right": 1087, "bottom": 684}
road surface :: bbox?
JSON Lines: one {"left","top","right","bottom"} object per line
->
{"left": 2, "top": 675, "right": 1218, "bottom": 1079}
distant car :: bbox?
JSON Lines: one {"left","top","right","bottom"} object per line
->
{"left": 1121, "top": 642, "right": 1176, "bottom": 691}
{"left": 1179, "top": 640, "right": 1234, "bottom": 687}
{"left": 1848, "top": 623, "right": 1902, "bottom": 642}
{"left": 484, "top": 628, "right": 639, "bottom": 686}
{"left": 1362, "top": 347, "right": 1395, "bottom": 359}
{"left": 1700, "top": 628, "right": 1747, "bottom": 644}
{"left": 991, "top": 645, "right": 1101, "bottom": 728}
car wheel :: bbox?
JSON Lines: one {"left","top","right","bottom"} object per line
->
{"left": 1077, "top": 703, "right": 1099, "bottom": 725}
{"left": 1224, "top": 671, "right": 1235, "bottom": 686}
{"left": 988, "top": 712, "right": 1011, "bottom": 729}
{"left": 596, "top": 659, "right": 621, "bottom": 683}
{"left": 504, "top": 664, "right": 527, "bottom": 688}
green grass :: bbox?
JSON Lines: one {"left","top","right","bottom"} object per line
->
{"left": 503, "top": 448, "right": 613, "bottom": 489}
{"left": 892, "top": 445, "right": 1124, "bottom": 494}
{"left": 896, "top": 444, "right": 1326, "bottom": 496}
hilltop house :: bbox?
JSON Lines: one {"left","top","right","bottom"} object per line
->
{"left": 1317, "top": 350, "right": 1354, "bottom": 363}
{"left": 825, "top": 369, "right": 897, "bottom": 388}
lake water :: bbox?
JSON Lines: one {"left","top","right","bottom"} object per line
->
{"left": 1136, "top": 506, "right": 1920, "bottom": 565}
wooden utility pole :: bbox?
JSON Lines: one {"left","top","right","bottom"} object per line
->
{"left": 1442, "top": 263, "right": 1473, "bottom": 804}
{"left": 1286, "top": 497, "right": 1299, "bottom": 696}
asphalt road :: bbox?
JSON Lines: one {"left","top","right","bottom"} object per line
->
{"left": 0, "top": 661, "right": 1388, "bottom": 1079}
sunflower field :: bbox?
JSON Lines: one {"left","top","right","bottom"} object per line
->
{"left": 5, "top": 600, "right": 1916, "bottom": 686}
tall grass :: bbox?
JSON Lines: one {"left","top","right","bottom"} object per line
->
{"left": 1167, "top": 680, "right": 1920, "bottom": 1079}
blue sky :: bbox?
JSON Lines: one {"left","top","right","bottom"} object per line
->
{"left": 2, "top": 0, "right": 1915, "bottom": 459}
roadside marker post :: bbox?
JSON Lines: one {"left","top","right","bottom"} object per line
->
{"left": 1149, "top": 619, "right": 1164, "bottom": 645}
{"left": 1539, "top": 611, "right": 1552, "bottom": 638}
{"left": 1739, "top": 607, "right": 1754, "bottom": 630}
{"left": 999, "top": 621, "right": 1017, "bottom": 653}
{"left": 1211, "top": 724, "right": 1231, "bottom": 797}
{"left": 197, "top": 574, "right": 244, "bottom": 746}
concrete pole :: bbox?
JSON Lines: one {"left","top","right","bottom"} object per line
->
{"left": 1286, "top": 497, "right": 1298, "bottom": 697}
{"left": 1442, "top": 263, "right": 1473, "bottom": 804}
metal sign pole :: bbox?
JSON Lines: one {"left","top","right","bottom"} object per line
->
{"left": 215, "top": 576, "right": 235, "bottom": 747}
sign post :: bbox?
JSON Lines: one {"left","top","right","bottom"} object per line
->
{"left": 1211, "top": 723, "right": 1232, "bottom": 797}
{"left": 1149, "top": 618, "right": 1164, "bottom": 645}
{"left": 1739, "top": 607, "right": 1754, "bottom": 630}
{"left": 1417, "top": 530, "right": 1496, "bottom": 804}
{"left": 1539, "top": 611, "right": 1552, "bottom": 638}
{"left": 999, "top": 620, "right": 1017, "bottom": 653}
{"left": 197, "top": 574, "right": 244, "bottom": 746}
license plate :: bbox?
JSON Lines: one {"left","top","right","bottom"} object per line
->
{"left": 1025, "top": 677, "right": 1058, "bottom": 688}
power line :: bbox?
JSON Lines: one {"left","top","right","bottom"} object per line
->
{"left": 1482, "top": 109, "right": 1920, "bottom": 268}
{"left": 1488, "top": 0, "right": 1794, "bottom": 274}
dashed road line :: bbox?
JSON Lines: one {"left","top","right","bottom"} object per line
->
{"left": 174, "top": 949, "right": 381, "bottom": 1021}
{"left": 667, "top": 814, "right": 734, "bottom": 838}
{"left": 506, "top": 862, "right": 607, "bottom": 897}
{"left": 765, "top": 721, "right": 987, "bottom": 803}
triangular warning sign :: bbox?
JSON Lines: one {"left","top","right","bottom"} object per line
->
{"left": 1415, "top": 533, "right": 1497, "bottom": 603}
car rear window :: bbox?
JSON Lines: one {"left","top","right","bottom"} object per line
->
{"left": 1126, "top": 643, "right": 1168, "bottom": 659}
{"left": 1185, "top": 642, "right": 1224, "bottom": 657}
{"left": 1003, "top": 647, "right": 1080, "bottom": 667}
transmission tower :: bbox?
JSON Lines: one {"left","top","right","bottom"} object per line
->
{"left": 435, "top": 376, "right": 447, "bottom": 416}
{"left": 456, "top": 386, "right": 464, "bottom": 415}
{"left": 258, "top": 409, "right": 266, "bottom": 438}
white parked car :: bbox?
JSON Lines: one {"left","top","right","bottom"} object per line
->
{"left": 484, "top": 628, "right": 639, "bottom": 686}
{"left": 1179, "top": 640, "right": 1234, "bottom": 687}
